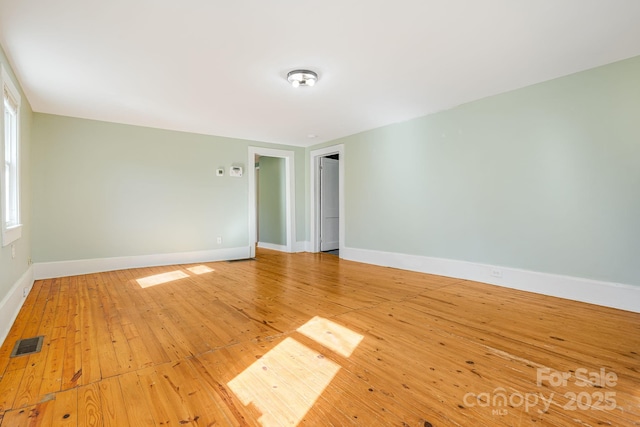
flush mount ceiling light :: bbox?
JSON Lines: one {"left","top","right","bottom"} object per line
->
{"left": 287, "top": 70, "right": 318, "bottom": 87}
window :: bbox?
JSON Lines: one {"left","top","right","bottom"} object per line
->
{"left": 1, "top": 65, "right": 21, "bottom": 246}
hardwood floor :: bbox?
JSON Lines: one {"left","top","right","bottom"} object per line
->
{"left": 0, "top": 249, "right": 638, "bottom": 426}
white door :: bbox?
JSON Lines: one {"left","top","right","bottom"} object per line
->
{"left": 320, "top": 157, "right": 339, "bottom": 251}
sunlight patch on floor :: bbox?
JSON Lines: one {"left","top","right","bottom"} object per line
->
{"left": 228, "top": 337, "right": 340, "bottom": 426}
{"left": 228, "top": 316, "right": 363, "bottom": 426}
{"left": 187, "top": 265, "right": 215, "bottom": 275}
{"left": 296, "top": 316, "right": 364, "bottom": 358}
{"left": 136, "top": 270, "right": 189, "bottom": 288}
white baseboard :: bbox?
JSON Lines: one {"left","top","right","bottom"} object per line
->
{"left": 257, "top": 242, "right": 289, "bottom": 252}
{"left": 33, "top": 246, "right": 251, "bottom": 280}
{"left": 0, "top": 267, "right": 34, "bottom": 347}
{"left": 342, "top": 246, "right": 640, "bottom": 313}
{"left": 295, "top": 241, "right": 310, "bottom": 253}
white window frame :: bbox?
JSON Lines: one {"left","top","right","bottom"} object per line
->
{"left": 1, "top": 65, "right": 22, "bottom": 246}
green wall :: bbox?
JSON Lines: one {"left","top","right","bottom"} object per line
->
{"left": 317, "top": 55, "right": 640, "bottom": 286}
{"left": 0, "top": 45, "right": 32, "bottom": 302}
{"left": 32, "top": 114, "right": 306, "bottom": 262}
{"left": 258, "top": 156, "right": 286, "bottom": 246}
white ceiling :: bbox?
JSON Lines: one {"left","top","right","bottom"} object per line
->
{"left": 1, "top": 1, "right": 640, "bottom": 147}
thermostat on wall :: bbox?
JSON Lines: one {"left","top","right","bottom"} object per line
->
{"left": 216, "top": 168, "right": 224, "bottom": 176}
{"left": 229, "top": 166, "right": 243, "bottom": 177}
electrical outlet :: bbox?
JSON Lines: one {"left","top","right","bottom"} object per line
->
{"left": 11, "top": 244, "right": 15, "bottom": 259}
{"left": 217, "top": 236, "right": 222, "bottom": 244}
{"left": 23, "top": 287, "right": 29, "bottom": 297}
{"left": 490, "top": 268, "right": 503, "bottom": 278}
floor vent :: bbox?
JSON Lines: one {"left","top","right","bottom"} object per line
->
{"left": 10, "top": 336, "right": 44, "bottom": 358}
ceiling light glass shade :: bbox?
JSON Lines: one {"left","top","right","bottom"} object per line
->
{"left": 287, "top": 70, "right": 318, "bottom": 87}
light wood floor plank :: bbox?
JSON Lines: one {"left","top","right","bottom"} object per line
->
{"left": 50, "top": 387, "right": 77, "bottom": 427}
{"left": 135, "top": 366, "right": 176, "bottom": 427}
{"left": 0, "top": 368, "right": 23, "bottom": 413}
{"left": 77, "top": 274, "right": 102, "bottom": 386}
{"left": 38, "top": 276, "right": 70, "bottom": 397}
{"left": 98, "top": 376, "right": 128, "bottom": 427}
{"left": 118, "top": 370, "right": 156, "bottom": 426}
{"left": 1, "top": 400, "right": 54, "bottom": 427}
{"left": 77, "top": 382, "right": 103, "bottom": 427}
{"left": 61, "top": 276, "right": 83, "bottom": 390}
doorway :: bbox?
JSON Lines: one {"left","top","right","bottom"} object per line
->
{"left": 256, "top": 155, "right": 287, "bottom": 251}
{"left": 248, "top": 147, "right": 296, "bottom": 258}
{"left": 319, "top": 154, "right": 339, "bottom": 253}
{"left": 310, "top": 144, "right": 344, "bottom": 255}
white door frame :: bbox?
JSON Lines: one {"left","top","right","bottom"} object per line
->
{"left": 309, "top": 144, "right": 344, "bottom": 254}
{"left": 248, "top": 147, "right": 296, "bottom": 258}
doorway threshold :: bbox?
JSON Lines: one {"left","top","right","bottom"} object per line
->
{"left": 323, "top": 250, "right": 339, "bottom": 256}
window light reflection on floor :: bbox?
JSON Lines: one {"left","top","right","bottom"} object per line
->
{"left": 187, "top": 265, "right": 215, "bottom": 275}
{"left": 296, "top": 316, "right": 364, "bottom": 358}
{"left": 136, "top": 270, "right": 189, "bottom": 288}
{"left": 135, "top": 265, "right": 214, "bottom": 288}
{"left": 228, "top": 316, "right": 364, "bottom": 426}
{"left": 228, "top": 337, "right": 339, "bottom": 426}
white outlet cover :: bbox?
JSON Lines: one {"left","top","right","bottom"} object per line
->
{"left": 229, "top": 166, "right": 243, "bottom": 177}
{"left": 490, "top": 268, "right": 503, "bottom": 278}
{"left": 216, "top": 168, "right": 224, "bottom": 176}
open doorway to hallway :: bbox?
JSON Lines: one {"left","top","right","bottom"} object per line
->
{"left": 247, "top": 147, "right": 296, "bottom": 259}
{"left": 255, "top": 155, "right": 287, "bottom": 252}
{"left": 310, "top": 144, "right": 344, "bottom": 257}
{"left": 319, "top": 154, "right": 339, "bottom": 256}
